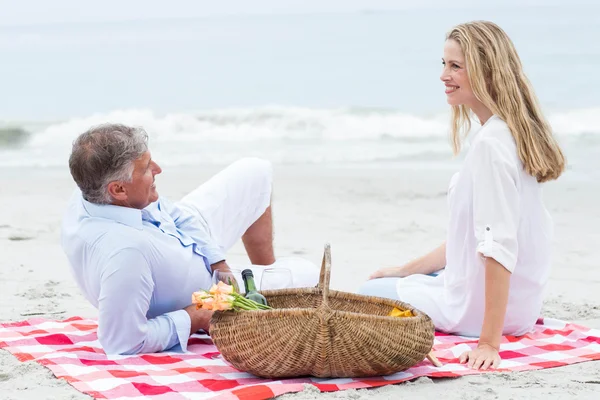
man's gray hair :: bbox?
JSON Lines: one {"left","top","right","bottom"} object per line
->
{"left": 69, "top": 124, "right": 149, "bottom": 204}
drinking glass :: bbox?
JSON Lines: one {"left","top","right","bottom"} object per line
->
{"left": 260, "top": 268, "right": 292, "bottom": 290}
{"left": 211, "top": 268, "right": 241, "bottom": 293}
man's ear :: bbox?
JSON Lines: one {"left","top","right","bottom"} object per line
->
{"left": 107, "top": 181, "right": 128, "bottom": 203}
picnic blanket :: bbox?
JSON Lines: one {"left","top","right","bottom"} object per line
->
{"left": 1, "top": 317, "right": 600, "bottom": 400}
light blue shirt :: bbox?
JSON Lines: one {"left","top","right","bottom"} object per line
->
{"left": 61, "top": 191, "right": 224, "bottom": 355}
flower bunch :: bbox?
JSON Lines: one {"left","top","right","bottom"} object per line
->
{"left": 192, "top": 281, "right": 271, "bottom": 311}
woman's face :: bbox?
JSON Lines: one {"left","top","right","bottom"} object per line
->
{"left": 440, "top": 39, "right": 478, "bottom": 107}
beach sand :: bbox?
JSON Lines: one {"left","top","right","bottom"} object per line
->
{"left": 1, "top": 164, "right": 599, "bottom": 399}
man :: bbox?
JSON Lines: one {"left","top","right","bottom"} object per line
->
{"left": 61, "top": 124, "right": 318, "bottom": 355}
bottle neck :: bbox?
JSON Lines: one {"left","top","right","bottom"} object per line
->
{"left": 244, "top": 275, "right": 257, "bottom": 293}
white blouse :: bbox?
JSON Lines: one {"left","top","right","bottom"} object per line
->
{"left": 396, "top": 115, "right": 553, "bottom": 337}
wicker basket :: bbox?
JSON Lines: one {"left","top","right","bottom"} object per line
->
{"left": 209, "top": 244, "right": 435, "bottom": 378}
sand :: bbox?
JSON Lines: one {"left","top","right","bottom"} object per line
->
{"left": 1, "top": 163, "right": 599, "bottom": 399}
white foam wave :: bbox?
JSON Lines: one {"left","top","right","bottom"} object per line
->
{"left": 25, "top": 107, "right": 449, "bottom": 148}
{"left": 1, "top": 106, "right": 598, "bottom": 168}
{"left": 25, "top": 106, "right": 600, "bottom": 147}
{"left": 548, "top": 107, "right": 600, "bottom": 136}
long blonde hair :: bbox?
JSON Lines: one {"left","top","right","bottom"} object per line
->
{"left": 447, "top": 21, "right": 565, "bottom": 182}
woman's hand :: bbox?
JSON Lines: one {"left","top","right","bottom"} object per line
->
{"left": 459, "top": 343, "right": 501, "bottom": 370}
{"left": 369, "top": 242, "right": 446, "bottom": 280}
{"left": 369, "top": 266, "right": 409, "bottom": 280}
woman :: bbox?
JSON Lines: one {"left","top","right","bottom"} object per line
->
{"left": 359, "top": 21, "right": 565, "bottom": 370}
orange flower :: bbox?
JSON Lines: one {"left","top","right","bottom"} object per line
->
{"left": 191, "top": 290, "right": 210, "bottom": 305}
{"left": 213, "top": 294, "right": 235, "bottom": 311}
{"left": 209, "top": 281, "right": 234, "bottom": 296}
{"left": 208, "top": 284, "right": 219, "bottom": 295}
{"left": 192, "top": 280, "right": 270, "bottom": 311}
{"left": 216, "top": 281, "right": 234, "bottom": 295}
{"left": 201, "top": 297, "right": 215, "bottom": 310}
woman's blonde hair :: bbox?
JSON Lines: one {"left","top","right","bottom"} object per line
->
{"left": 447, "top": 21, "right": 565, "bottom": 182}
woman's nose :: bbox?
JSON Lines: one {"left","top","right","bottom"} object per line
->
{"left": 440, "top": 69, "right": 450, "bottom": 82}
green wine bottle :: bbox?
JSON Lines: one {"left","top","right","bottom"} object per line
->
{"left": 241, "top": 269, "right": 268, "bottom": 306}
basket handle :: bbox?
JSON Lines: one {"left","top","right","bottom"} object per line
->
{"left": 318, "top": 243, "right": 332, "bottom": 307}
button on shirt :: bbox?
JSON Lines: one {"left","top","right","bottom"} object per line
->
{"left": 61, "top": 191, "right": 224, "bottom": 355}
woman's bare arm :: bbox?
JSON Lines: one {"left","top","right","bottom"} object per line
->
{"left": 459, "top": 257, "right": 510, "bottom": 369}
{"left": 369, "top": 242, "right": 446, "bottom": 279}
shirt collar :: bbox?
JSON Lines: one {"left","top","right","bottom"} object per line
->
{"left": 82, "top": 198, "right": 144, "bottom": 230}
{"left": 142, "top": 201, "right": 163, "bottom": 225}
{"left": 468, "top": 114, "right": 499, "bottom": 146}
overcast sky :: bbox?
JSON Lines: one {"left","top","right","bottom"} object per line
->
{"left": 0, "top": 0, "right": 594, "bottom": 26}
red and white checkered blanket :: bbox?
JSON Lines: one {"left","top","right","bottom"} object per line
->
{"left": 1, "top": 317, "right": 599, "bottom": 399}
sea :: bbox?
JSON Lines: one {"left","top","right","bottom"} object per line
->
{"left": 0, "top": 3, "right": 598, "bottom": 179}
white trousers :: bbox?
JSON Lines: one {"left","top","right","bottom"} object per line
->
{"left": 178, "top": 158, "right": 319, "bottom": 290}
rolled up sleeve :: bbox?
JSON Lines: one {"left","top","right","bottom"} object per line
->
{"left": 471, "top": 138, "right": 521, "bottom": 273}
{"left": 199, "top": 245, "right": 226, "bottom": 266}
{"left": 98, "top": 248, "right": 191, "bottom": 355}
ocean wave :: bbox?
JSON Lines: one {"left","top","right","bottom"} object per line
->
{"left": 5, "top": 106, "right": 600, "bottom": 148}
{"left": 547, "top": 107, "right": 600, "bottom": 136}
{"left": 0, "top": 106, "right": 598, "bottom": 167}
{"left": 0, "top": 127, "right": 30, "bottom": 147}
{"left": 15, "top": 107, "right": 449, "bottom": 149}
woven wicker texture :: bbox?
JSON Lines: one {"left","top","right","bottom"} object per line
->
{"left": 210, "top": 244, "right": 435, "bottom": 378}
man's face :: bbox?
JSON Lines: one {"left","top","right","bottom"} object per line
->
{"left": 120, "top": 151, "right": 162, "bottom": 209}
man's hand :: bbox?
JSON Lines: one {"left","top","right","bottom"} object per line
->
{"left": 184, "top": 304, "right": 213, "bottom": 335}
{"left": 459, "top": 343, "right": 501, "bottom": 370}
{"left": 210, "top": 260, "right": 241, "bottom": 293}
{"left": 211, "top": 260, "right": 230, "bottom": 273}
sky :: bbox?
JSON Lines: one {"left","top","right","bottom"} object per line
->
{"left": 0, "top": 0, "right": 594, "bottom": 26}
{"left": 1, "top": 0, "right": 597, "bottom": 121}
